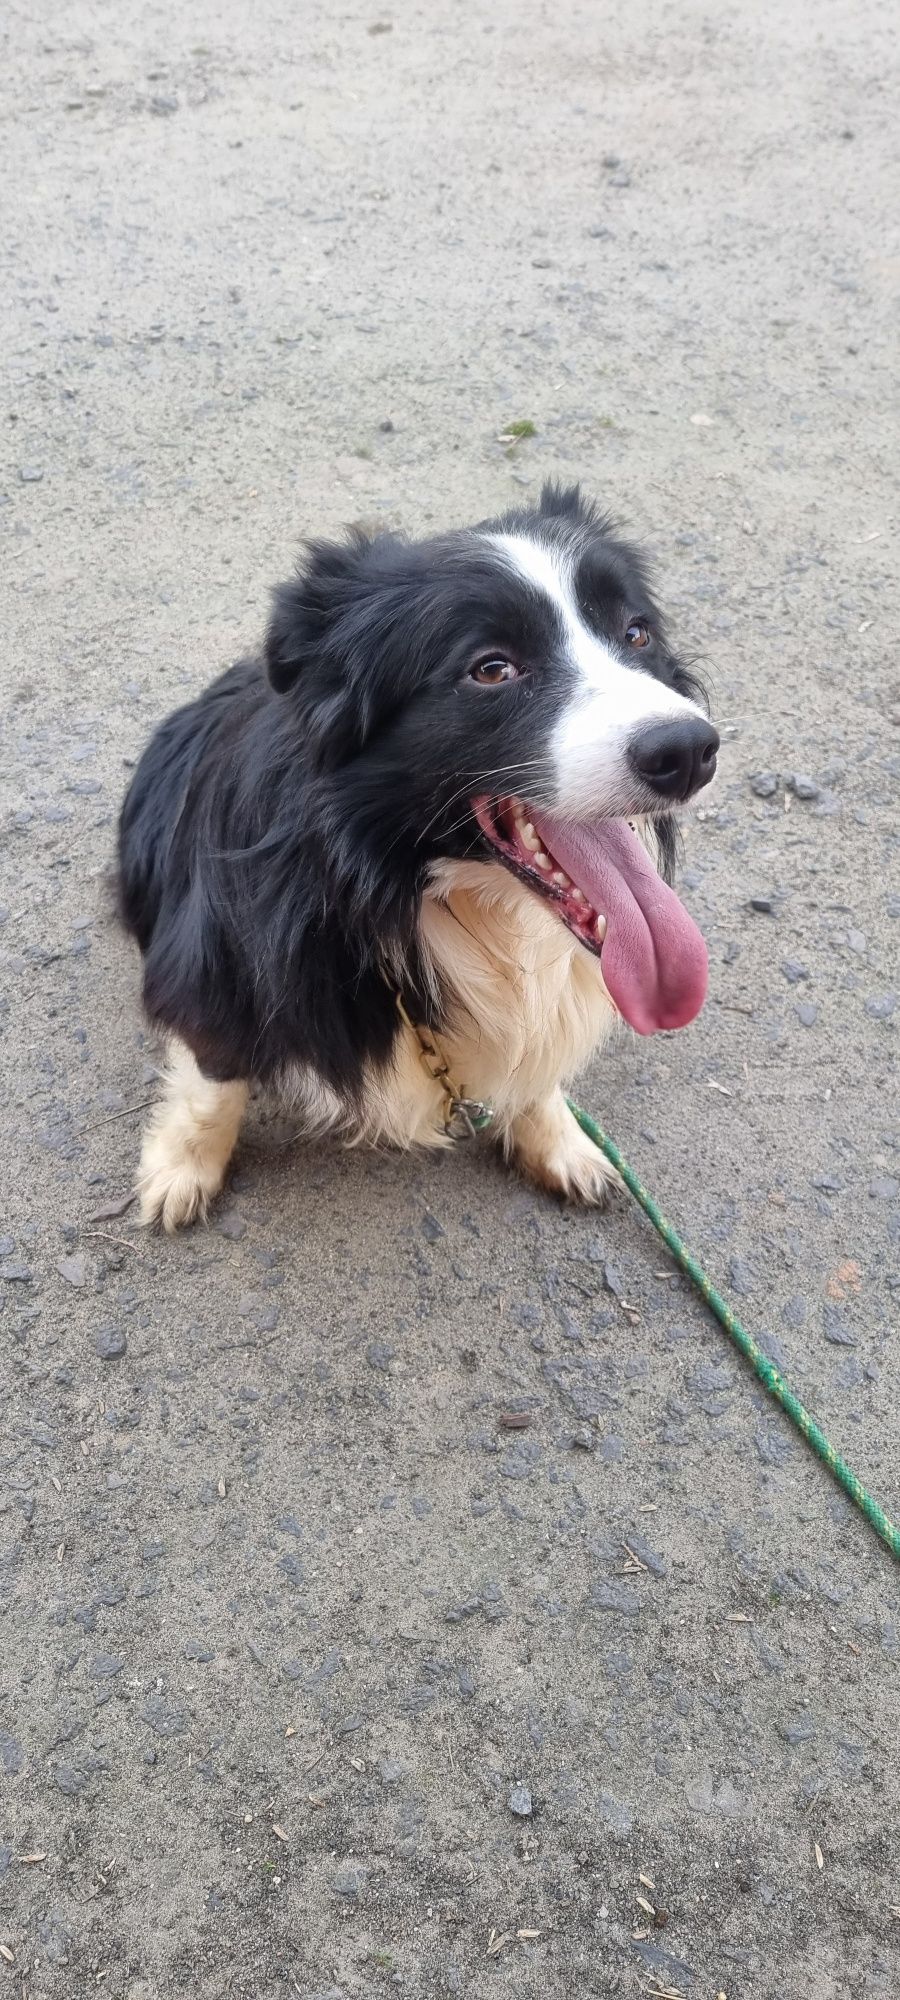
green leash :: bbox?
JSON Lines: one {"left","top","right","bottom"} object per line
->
{"left": 567, "top": 1099, "right": 900, "bottom": 1565}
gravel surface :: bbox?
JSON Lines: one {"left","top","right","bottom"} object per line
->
{"left": 2, "top": 1, "right": 899, "bottom": 1994}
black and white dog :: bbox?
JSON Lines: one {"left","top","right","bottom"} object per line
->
{"left": 118, "top": 483, "right": 717, "bottom": 1229}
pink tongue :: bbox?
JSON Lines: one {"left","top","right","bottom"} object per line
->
{"left": 530, "top": 811, "right": 708, "bottom": 1035}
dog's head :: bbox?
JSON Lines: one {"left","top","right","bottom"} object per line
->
{"left": 266, "top": 482, "right": 718, "bottom": 1035}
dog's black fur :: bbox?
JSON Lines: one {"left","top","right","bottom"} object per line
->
{"left": 118, "top": 483, "right": 700, "bottom": 1094}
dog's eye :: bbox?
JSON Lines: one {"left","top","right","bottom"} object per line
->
{"left": 469, "top": 657, "right": 521, "bottom": 686}
{"left": 625, "top": 620, "right": 652, "bottom": 649}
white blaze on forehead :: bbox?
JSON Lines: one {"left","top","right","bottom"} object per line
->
{"left": 486, "top": 530, "right": 705, "bottom": 817}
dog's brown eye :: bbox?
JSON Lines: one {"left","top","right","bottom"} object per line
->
{"left": 469, "top": 657, "right": 520, "bottom": 685}
{"left": 626, "top": 620, "right": 651, "bottom": 649}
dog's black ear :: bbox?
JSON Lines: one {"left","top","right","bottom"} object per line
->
{"left": 265, "top": 528, "right": 414, "bottom": 768}
{"left": 538, "top": 479, "right": 597, "bottom": 527}
{"left": 265, "top": 532, "right": 375, "bottom": 695}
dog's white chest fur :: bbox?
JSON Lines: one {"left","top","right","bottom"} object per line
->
{"left": 352, "top": 858, "right": 616, "bottom": 1152}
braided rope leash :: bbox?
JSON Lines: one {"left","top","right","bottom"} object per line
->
{"left": 567, "top": 1099, "right": 900, "bottom": 1564}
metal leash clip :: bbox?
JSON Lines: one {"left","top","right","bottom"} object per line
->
{"left": 395, "top": 995, "right": 494, "bottom": 1140}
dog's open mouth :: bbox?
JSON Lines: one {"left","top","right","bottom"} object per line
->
{"left": 471, "top": 795, "right": 708, "bottom": 1036}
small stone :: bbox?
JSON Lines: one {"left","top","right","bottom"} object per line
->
{"left": 727, "top": 1256, "right": 755, "bottom": 1295}
{"left": 93, "top": 1325, "right": 127, "bottom": 1360}
{"left": 149, "top": 93, "right": 178, "bottom": 115}
{"left": 749, "top": 895, "right": 775, "bottom": 914}
{"left": 787, "top": 773, "right": 821, "bottom": 801}
{"left": 54, "top": 1762, "right": 87, "bottom": 1795}
{"left": 421, "top": 1212, "right": 445, "bottom": 1242}
{"left": 780, "top": 959, "right": 809, "bottom": 984}
{"left": 796, "top": 1003, "right": 818, "bottom": 1027}
{"left": 19, "top": 466, "right": 44, "bottom": 483}
{"left": 303, "top": 1647, "right": 343, "bottom": 1689}
{"left": 570, "top": 1425, "right": 595, "bottom": 1450}
{"left": 622, "top": 1530, "right": 667, "bottom": 1578}
{"left": 749, "top": 770, "right": 778, "bottom": 798}
{"left": 378, "top": 418, "right": 395, "bottom": 432}
{"left": 508, "top": 1782, "right": 533, "bottom": 1817}
{"left": 57, "top": 1255, "right": 87, "bottom": 1287}
{"left": 1, "top": 1260, "right": 32, "bottom": 1283}
{"left": 379, "top": 1758, "right": 405, "bottom": 1784}
{"left": 823, "top": 1306, "right": 857, "bottom": 1347}
{"left": 90, "top": 1654, "right": 123, "bottom": 1679}
{"left": 778, "top": 1717, "right": 816, "bottom": 1744}
{"left": 141, "top": 1697, "right": 187, "bottom": 1737}
{"left": 0, "top": 1731, "right": 24, "bottom": 1774}
{"left": 865, "top": 993, "right": 896, "bottom": 1020}
{"left": 847, "top": 929, "right": 867, "bottom": 955}
{"left": 869, "top": 1177, "right": 899, "bottom": 1200}
{"left": 588, "top": 1579, "right": 642, "bottom": 1615}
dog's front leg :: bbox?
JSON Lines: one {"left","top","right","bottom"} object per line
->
{"left": 503, "top": 1087, "right": 621, "bottom": 1207}
{"left": 137, "top": 1039, "right": 248, "bottom": 1231}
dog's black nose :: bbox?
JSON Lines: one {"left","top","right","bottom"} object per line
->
{"left": 628, "top": 716, "right": 719, "bottom": 801}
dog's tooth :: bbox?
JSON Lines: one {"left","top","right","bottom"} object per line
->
{"left": 551, "top": 869, "right": 570, "bottom": 887}
{"left": 595, "top": 913, "right": 608, "bottom": 943}
{"left": 534, "top": 850, "right": 552, "bottom": 871}
{"left": 519, "top": 821, "right": 540, "bottom": 852}
{"left": 571, "top": 887, "right": 588, "bottom": 905}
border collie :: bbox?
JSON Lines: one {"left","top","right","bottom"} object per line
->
{"left": 118, "top": 483, "right": 717, "bottom": 1230}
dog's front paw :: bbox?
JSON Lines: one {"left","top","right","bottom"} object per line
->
{"left": 137, "top": 1127, "right": 226, "bottom": 1232}
{"left": 136, "top": 1052, "right": 248, "bottom": 1232}
{"left": 506, "top": 1092, "right": 622, "bottom": 1207}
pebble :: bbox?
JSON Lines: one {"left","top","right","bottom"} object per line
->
{"left": 749, "top": 895, "right": 775, "bottom": 914}
{"left": 588, "top": 1579, "right": 643, "bottom": 1616}
{"left": 778, "top": 1716, "right": 816, "bottom": 1744}
{"left": 749, "top": 770, "right": 778, "bottom": 798}
{"left": 93, "top": 1325, "right": 127, "bottom": 1360}
{"left": 865, "top": 993, "right": 896, "bottom": 1020}
{"left": 623, "top": 1529, "right": 667, "bottom": 1577}
{"left": 141, "top": 1697, "right": 187, "bottom": 1737}
{"left": 796, "top": 1003, "right": 818, "bottom": 1027}
{"left": 780, "top": 959, "right": 809, "bottom": 984}
{"left": 508, "top": 1781, "right": 532, "bottom": 1817}
{"left": 54, "top": 1762, "right": 87, "bottom": 1794}
{"left": 57, "top": 1255, "right": 87, "bottom": 1287}
{"left": 727, "top": 1256, "right": 755, "bottom": 1295}
{"left": 787, "top": 773, "right": 821, "bottom": 801}
{"left": 0, "top": 1731, "right": 24, "bottom": 1774}
{"left": 19, "top": 465, "right": 44, "bottom": 483}
{"left": 823, "top": 1306, "right": 857, "bottom": 1347}
{"left": 1, "top": 1260, "right": 32, "bottom": 1283}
